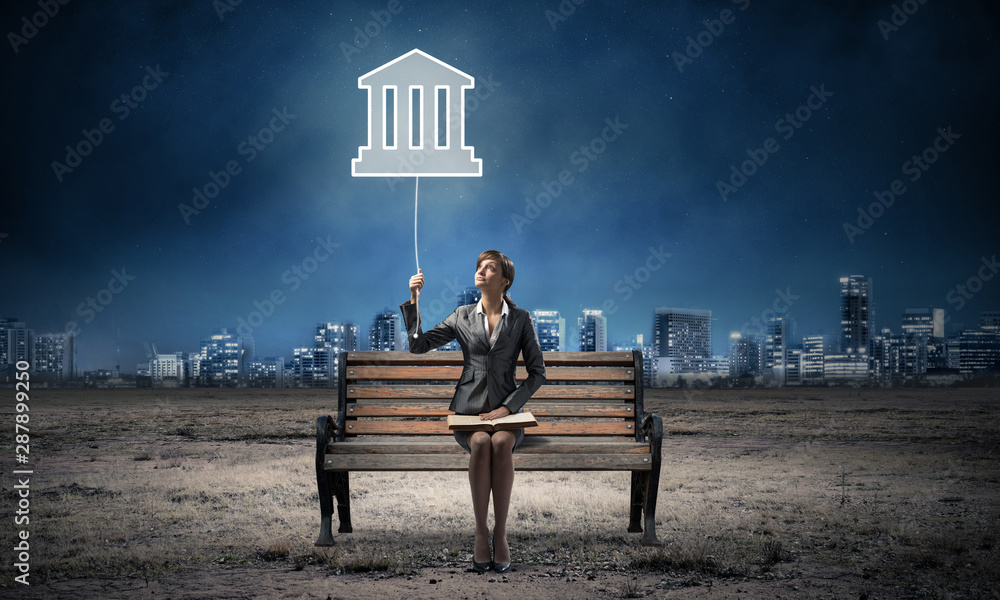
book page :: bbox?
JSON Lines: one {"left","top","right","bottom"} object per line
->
{"left": 491, "top": 412, "right": 538, "bottom": 429}
{"left": 447, "top": 412, "right": 538, "bottom": 431}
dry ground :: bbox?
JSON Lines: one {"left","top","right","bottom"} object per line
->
{"left": 0, "top": 387, "right": 998, "bottom": 599}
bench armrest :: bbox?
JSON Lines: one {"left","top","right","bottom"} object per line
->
{"left": 316, "top": 414, "right": 343, "bottom": 455}
{"left": 640, "top": 412, "right": 663, "bottom": 448}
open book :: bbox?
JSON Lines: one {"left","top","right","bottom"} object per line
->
{"left": 447, "top": 412, "right": 538, "bottom": 432}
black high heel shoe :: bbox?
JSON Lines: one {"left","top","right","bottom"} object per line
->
{"left": 472, "top": 540, "right": 492, "bottom": 573}
{"left": 492, "top": 539, "right": 512, "bottom": 574}
{"left": 472, "top": 557, "right": 492, "bottom": 573}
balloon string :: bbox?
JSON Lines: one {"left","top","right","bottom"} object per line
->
{"left": 413, "top": 176, "right": 421, "bottom": 339}
{"left": 414, "top": 176, "right": 420, "bottom": 272}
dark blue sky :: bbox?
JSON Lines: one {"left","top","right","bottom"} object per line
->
{"left": 3, "top": 0, "right": 998, "bottom": 372}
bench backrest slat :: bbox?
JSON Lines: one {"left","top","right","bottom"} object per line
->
{"left": 346, "top": 385, "right": 634, "bottom": 401}
{"left": 345, "top": 401, "right": 635, "bottom": 418}
{"left": 344, "top": 366, "right": 636, "bottom": 382}
{"left": 342, "top": 350, "right": 634, "bottom": 366}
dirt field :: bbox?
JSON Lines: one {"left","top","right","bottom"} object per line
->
{"left": 1, "top": 386, "right": 997, "bottom": 599}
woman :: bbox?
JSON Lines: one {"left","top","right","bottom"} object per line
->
{"left": 400, "top": 250, "right": 546, "bottom": 573}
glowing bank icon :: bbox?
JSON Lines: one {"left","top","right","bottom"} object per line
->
{"left": 352, "top": 49, "right": 482, "bottom": 177}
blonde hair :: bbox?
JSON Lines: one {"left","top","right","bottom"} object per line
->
{"left": 477, "top": 250, "right": 516, "bottom": 307}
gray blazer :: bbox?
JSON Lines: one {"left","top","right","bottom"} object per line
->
{"left": 400, "top": 301, "right": 546, "bottom": 415}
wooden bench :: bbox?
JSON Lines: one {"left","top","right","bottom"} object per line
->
{"left": 314, "top": 349, "right": 664, "bottom": 547}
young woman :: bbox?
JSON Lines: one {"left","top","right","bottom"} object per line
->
{"left": 400, "top": 250, "right": 546, "bottom": 573}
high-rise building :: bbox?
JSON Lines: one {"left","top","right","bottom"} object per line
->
{"left": 33, "top": 332, "right": 76, "bottom": 385}
{"left": 902, "top": 307, "right": 945, "bottom": 340}
{"left": 728, "top": 332, "right": 761, "bottom": 377}
{"left": 763, "top": 316, "right": 789, "bottom": 385}
{"left": 612, "top": 334, "right": 645, "bottom": 352}
{"left": 926, "top": 337, "right": 949, "bottom": 371}
{"left": 578, "top": 309, "right": 607, "bottom": 352}
{"left": 149, "top": 351, "right": 187, "bottom": 387}
{"left": 370, "top": 310, "right": 406, "bottom": 351}
{"left": 611, "top": 335, "right": 653, "bottom": 381}
{"left": 823, "top": 354, "right": 870, "bottom": 382}
{"left": 896, "top": 332, "right": 929, "bottom": 380}
{"left": 609, "top": 335, "right": 656, "bottom": 386}
{"left": 945, "top": 337, "right": 962, "bottom": 370}
{"left": 458, "top": 287, "right": 482, "bottom": 307}
{"left": 871, "top": 329, "right": 889, "bottom": 378}
{"left": 980, "top": 311, "right": 1000, "bottom": 331}
{"left": 900, "top": 308, "right": 945, "bottom": 373}
{"left": 785, "top": 347, "right": 803, "bottom": 386}
{"left": 640, "top": 342, "right": 656, "bottom": 387}
{"left": 801, "top": 334, "right": 836, "bottom": 384}
{"left": 702, "top": 356, "right": 731, "bottom": 376}
{"left": 193, "top": 329, "right": 252, "bottom": 387}
{"left": 840, "top": 275, "right": 873, "bottom": 354}
{"left": 874, "top": 329, "right": 928, "bottom": 383}
{"left": 315, "top": 322, "right": 359, "bottom": 375}
{"left": 533, "top": 310, "right": 565, "bottom": 351}
{"left": 316, "top": 322, "right": 358, "bottom": 352}
{"left": 0, "top": 318, "right": 34, "bottom": 382}
{"left": 958, "top": 329, "right": 1000, "bottom": 374}
{"left": 291, "top": 347, "right": 335, "bottom": 387}
{"left": 248, "top": 356, "right": 285, "bottom": 388}
{"left": 653, "top": 307, "right": 711, "bottom": 374}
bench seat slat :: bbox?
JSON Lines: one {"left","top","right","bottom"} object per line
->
{"left": 345, "top": 402, "right": 635, "bottom": 418}
{"left": 346, "top": 384, "right": 634, "bottom": 400}
{"left": 325, "top": 453, "right": 652, "bottom": 471}
{"left": 342, "top": 421, "right": 636, "bottom": 436}
{"left": 326, "top": 437, "right": 648, "bottom": 454}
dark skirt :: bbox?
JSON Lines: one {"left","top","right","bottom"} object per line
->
{"left": 454, "top": 427, "right": 525, "bottom": 454}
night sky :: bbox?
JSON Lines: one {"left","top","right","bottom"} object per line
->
{"left": 3, "top": 0, "right": 998, "bottom": 373}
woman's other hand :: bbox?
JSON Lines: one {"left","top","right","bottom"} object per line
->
{"left": 480, "top": 406, "right": 512, "bottom": 421}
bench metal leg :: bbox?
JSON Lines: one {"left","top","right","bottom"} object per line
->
{"left": 640, "top": 413, "right": 664, "bottom": 546}
{"left": 333, "top": 471, "right": 352, "bottom": 533}
{"left": 628, "top": 472, "right": 644, "bottom": 533}
{"left": 315, "top": 415, "right": 337, "bottom": 546}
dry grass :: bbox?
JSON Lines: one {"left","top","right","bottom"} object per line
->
{"left": 1, "top": 387, "right": 998, "bottom": 598}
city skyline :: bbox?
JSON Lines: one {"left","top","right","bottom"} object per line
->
{"left": 4, "top": 269, "right": 997, "bottom": 378}
{"left": 3, "top": 2, "right": 998, "bottom": 374}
